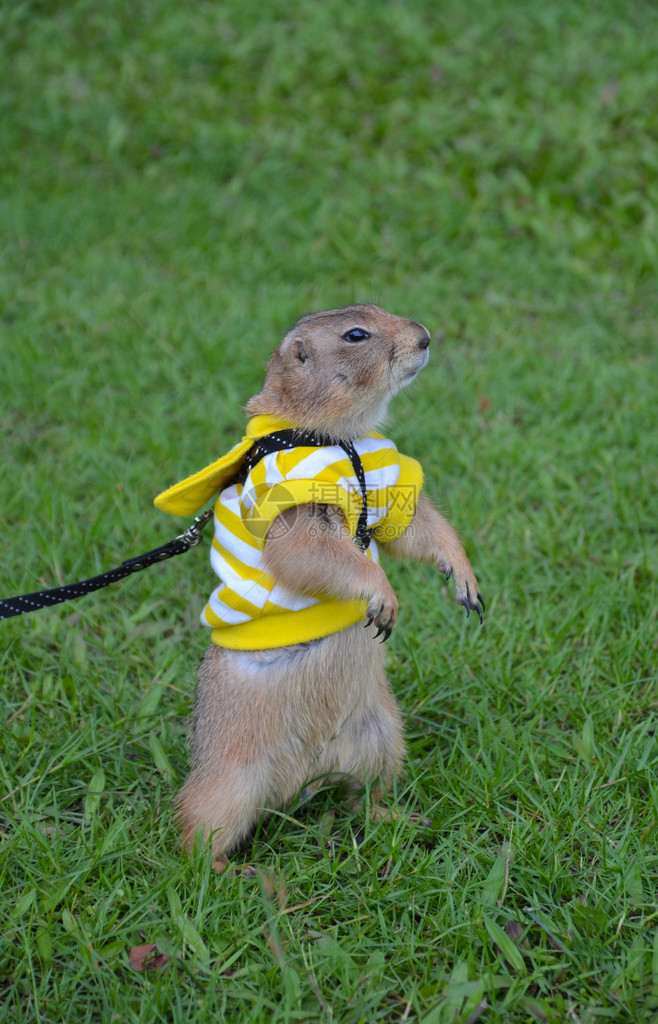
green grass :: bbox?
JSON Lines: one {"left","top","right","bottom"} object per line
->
{"left": 1, "top": 0, "right": 658, "bottom": 1020}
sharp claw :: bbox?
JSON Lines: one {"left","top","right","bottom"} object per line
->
{"left": 475, "top": 604, "right": 483, "bottom": 625}
{"left": 464, "top": 603, "right": 470, "bottom": 618}
{"left": 477, "top": 592, "right": 485, "bottom": 612}
{"left": 380, "top": 627, "right": 392, "bottom": 643}
{"left": 445, "top": 567, "right": 452, "bottom": 581}
{"left": 365, "top": 615, "right": 374, "bottom": 629}
{"left": 374, "top": 625, "right": 384, "bottom": 639}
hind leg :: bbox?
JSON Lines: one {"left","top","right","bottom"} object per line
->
{"left": 311, "top": 666, "right": 406, "bottom": 813}
{"left": 177, "top": 765, "right": 270, "bottom": 873}
{"left": 178, "top": 643, "right": 331, "bottom": 868}
{"left": 338, "top": 697, "right": 432, "bottom": 829}
{"left": 307, "top": 624, "right": 428, "bottom": 826}
{"left": 342, "top": 679, "right": 406, "bottom": 813}
{"left": 177, "top": 644, "right": 306, "bottom": 871}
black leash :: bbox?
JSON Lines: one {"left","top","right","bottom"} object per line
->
{"left": 0, "top": 509, "right": 214, "bottom": 622}
{"left": 337, "top": 438, "right": 372, "bottom": 552}
{"left": 1, "top": 430, "right": 373, "bottom": 622}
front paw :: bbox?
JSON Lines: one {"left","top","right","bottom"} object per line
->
{"left": 443, "top": 563, "right": 485, "bottom": 624}
{"left": 365, "top": 582, "right": 398, "bottom": 642}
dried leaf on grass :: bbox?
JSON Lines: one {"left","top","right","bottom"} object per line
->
{"left": 129, "top": 943, "right": 171, "bottom": 972}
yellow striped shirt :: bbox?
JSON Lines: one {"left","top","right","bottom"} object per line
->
{"left": 154, "top": 416, "right": 422, "bottom": 649}
{"left": 202, "top": 424, "right": 422, "bottom": 648}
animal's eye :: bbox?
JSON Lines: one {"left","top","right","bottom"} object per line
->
{"left": 342, "top": 328, "right": 371, "bottom": 343}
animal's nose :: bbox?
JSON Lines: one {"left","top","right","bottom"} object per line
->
{"left": 413, "top": 322, "right": 431, "bottom": 349}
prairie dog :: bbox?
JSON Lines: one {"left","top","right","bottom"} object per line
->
{"left": 158, "top": 304, "right": 484, "bottom": 871}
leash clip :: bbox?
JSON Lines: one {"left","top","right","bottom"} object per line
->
{"left": 178, "top": 507, "right": 214, "bottom": 548}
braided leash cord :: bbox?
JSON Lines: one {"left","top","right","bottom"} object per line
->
{"left": 0, "top": 509, "right": 214, "bottom": 621}
{"left": 1, "top": 431, "right": 372, "bottom": 622}
{"left": 337, "top": 439, "right": 371, "bottom": 552}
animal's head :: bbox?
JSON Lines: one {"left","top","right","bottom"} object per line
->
{"left": 246, "top": 304, "right": 430, "bottom": 438}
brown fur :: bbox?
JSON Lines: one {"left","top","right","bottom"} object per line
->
{"left": 178, "top": 622, "right": 404, "bottom": 871}
{"left": 176, "top": 304, "right": 483, "bottom": 870}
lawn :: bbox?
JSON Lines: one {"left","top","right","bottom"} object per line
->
{"left": 1, "top": 0, "right": 657, "bottom": 1020}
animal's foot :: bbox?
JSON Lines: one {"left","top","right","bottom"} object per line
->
{"left": 364, "top": 581, "right": 398, "bottom": 642}
{"left": 212, "top": 856, "right": 257, "bottom": 878}
{"left": 443, "top": 559, "right": 485, "bottom": 624}
{"left": 369, "top": 804, "right": 432, "bottom": 829}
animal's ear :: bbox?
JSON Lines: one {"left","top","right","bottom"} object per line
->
{"left": 293, "top": 338, "right": 308, "bottom": 364}
{"left": 279, "top": 332, "right": 310, "bottom": 365}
